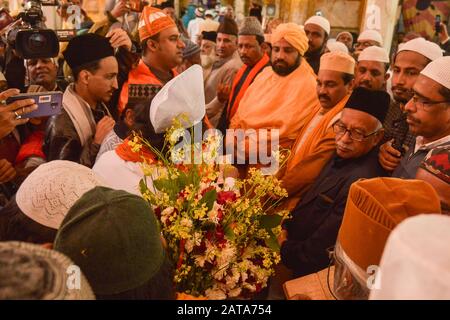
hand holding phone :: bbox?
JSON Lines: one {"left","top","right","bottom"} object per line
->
{"left": 5, "top": 91, "right": 63, "bottom": 119}
{"left": 0, "top": 89, "right": 37, "bottom": 139}
{"left": 435, "top": 15, "right": 442, "bottom": 34}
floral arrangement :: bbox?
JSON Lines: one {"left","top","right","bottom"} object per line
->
{"left": 134, "top": 118, "right": 290, "bottom": 299}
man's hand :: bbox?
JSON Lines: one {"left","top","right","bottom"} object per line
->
{"left": 438, "top": 22, "right": 449, "bottom": 44}
{"left": 217, "top": 81, "right": 231, "bottom": 104}
{"left": 94, "top": 116, "right": 115, "bottom": 145}
{"left": 378, "top": 139, "right": 402, "bottom": 172}
{"left": 0, "top": 159, "right": 16, "bottom": 183}
{"left": 110, "top": 0, "right": 128, "bottom": 19}
{"left": 0, "top": 89, "right": 38, "bottom": 139}
{"left": 106, "top": 28, "right": 132, "bottom": 51}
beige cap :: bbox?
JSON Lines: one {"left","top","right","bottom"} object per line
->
{"left": 320, "top": 51, "right": 355, "bottom": 75}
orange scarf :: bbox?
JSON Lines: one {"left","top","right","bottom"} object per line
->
{"left": 227, "top": 54, "right": 270, "bottom": 120}
{"left": 280, "top": 94, "right": 351, "bottom": 209}
{"left": 115, "top": 138, "right": 156, "bottom": 163}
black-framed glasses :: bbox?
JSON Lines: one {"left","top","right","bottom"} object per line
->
{"left": 410, "top": 94, "right": 450, "bottom": 111}
{"left": 332, "top": 121, "right": 380, "bottom": 142}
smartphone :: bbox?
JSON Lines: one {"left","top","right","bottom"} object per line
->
{"left": 435, "top": 15, "right": 441, "bottom": 33}
{"left": 6, "top": 91, "right": 63, "bottom": 119}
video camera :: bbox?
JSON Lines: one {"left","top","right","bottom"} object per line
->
{"left": 6, "top": 0, "right": 60, "bottom": 59}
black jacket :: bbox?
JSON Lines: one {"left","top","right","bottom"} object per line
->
{"left": 43, "top": 106, "right": 108, "bottom": 168}
{"left": 281, "top": 148, "right": 387, "bottom": 278}
{"left": 43, "top": 48, "right": 136, "bottom": 167}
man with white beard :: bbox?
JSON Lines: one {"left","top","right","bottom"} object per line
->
{"left": 200, "top": 31, "right": 218, "bottom": 79}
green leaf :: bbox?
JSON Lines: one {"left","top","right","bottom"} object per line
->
{"left": 139, "top": 178, "right": 147, "bottom": 195}
{"left": 259, "top": 214, "right": 283, "bottom": 229}
{"left": 224, "top": 224, "right": 235, "bottom": 241}
{"left": 199, "top": 189, "right": 217, "bottom": 211}
{"left": 153, "top": 178, "right": 173, "bottom": 193}
{"left": 265, "top": 230, "right": 280, "bottom": 252}
{"left": 177, "top": 172, "right": 189, "bottom": 190}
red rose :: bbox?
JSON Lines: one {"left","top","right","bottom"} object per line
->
{"left": 217, "top": 209, "right": 224, "bottom": 222}
{"left": 217, "top": 191, "right": 237, "bottom": 205}
{"left": 154, "top": 207, "right": 161, "bottom": 219}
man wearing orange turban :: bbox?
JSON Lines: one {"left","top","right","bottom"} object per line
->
{"left": 227, "top": 23, "right": 320, "bottom": 172}
{"left": 118, "top": 6, "right": 185, "bottom": 113}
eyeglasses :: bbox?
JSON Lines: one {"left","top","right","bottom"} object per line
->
{"left": 410, "top": 95, "right": 449, "bottom": 112}
{"left": 332, "top": 121, "right": 380, "bottom": 142}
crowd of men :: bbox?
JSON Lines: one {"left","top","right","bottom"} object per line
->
{"left": 0, "top": 0, "right": 449, "bottom": 300}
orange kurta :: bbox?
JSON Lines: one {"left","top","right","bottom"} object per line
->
{"left": 280, "top": 94, "right": 351, "bottom": 210}
{"left": 119, "top": 60, "right": 178, "bottom": 114}
{"left": 228, "top": 60, "right": 320, "bottom": 164}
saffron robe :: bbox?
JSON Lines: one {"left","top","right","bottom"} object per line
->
{"left": 228, "top": 60, "right": 320, "bottom": 166}
{"left": 279, "top": 95, "right": 350, "bottom": 210}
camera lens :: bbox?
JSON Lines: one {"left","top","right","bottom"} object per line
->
{"left": 28, "top": 33, "right": 47, "bottom": 50}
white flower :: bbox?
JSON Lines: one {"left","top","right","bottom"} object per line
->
{"left": 169, "top": 128, "right": 185, "bottom": 144}
{"left": 242, "top": 282, "right": 256, "bottom": 292}
{"left": 170, "top": 147, "right": 186, "bottom": 163}
{"left": 227, "top": 287, "right": 242, "bottom": 298}
{"left": 180, "top": 217, "right": 193, "bottom": 228}
{"left": 223, "top": 177, "right": 236, "bottom": 191}
{"left": 225, "top": 269, "right": 240, "bottom": 288}
{"left": 160, "top": 207, "right": 174, "bottom": 225}
{"left": 185, "top": 239, "right": 194, "bottom": 253}
{"left": 205, "top": 288, "right": 227, "bottom": 300}
{"left": 194, "top": 255, "right": 206, "bottom": 267}
{"left": 214, "top": 244, "right": 236, "bottom": 280}
{"left": 207, "top": 202, "right": 222, "bottom": 224}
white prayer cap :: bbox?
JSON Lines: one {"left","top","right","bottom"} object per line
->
{"left": 326, "top": 39, "right": 349, "bottom": 54}
{"left": 358, "top": 46, "right": 389, "bottom": 63}
{"left": 370, "top": 214, "right": 450, "bottom": 300}
{"left": 420, "top": 56, "right": 450, "bottom": 90}
{"left": 397, "top": 37, "right": 443, "bottom": 62}
{"left": 205, "top": 9, "right": 216, "bottom": 17}
{"left": 150, "top": 64, "right": 206, "bottom": 134}
{"left": 305, "top": 15, "right": 331, "bottom": 35}
{"left": 16, "top": 160, "right": 107, "bottom": 229}
{"left": 357, "top": 29, "right": 383, "bottom": 45}
{"left": 336, "top": 31, "right": 353, "bottom": 41}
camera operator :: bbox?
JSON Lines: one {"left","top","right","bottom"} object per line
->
{"left": 25, "top": 58, "right": 62, "bottom": 92}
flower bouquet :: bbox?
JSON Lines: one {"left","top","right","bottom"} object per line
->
{"left": 135, "top": 118, "right": 290, "bottom": 299}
